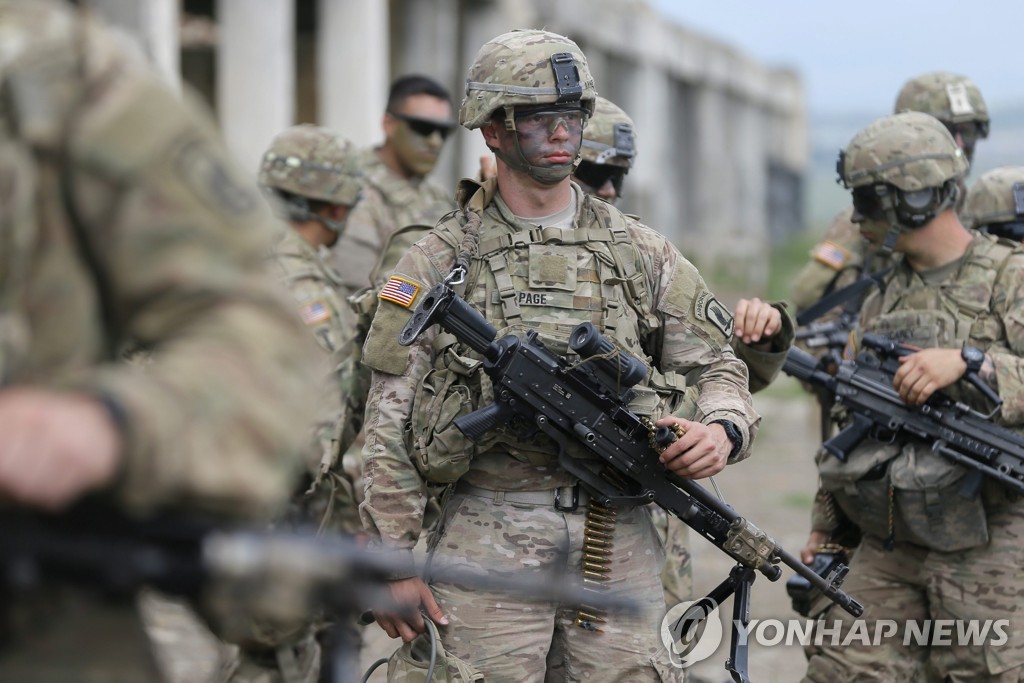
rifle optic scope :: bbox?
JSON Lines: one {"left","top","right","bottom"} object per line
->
{"left": 569, "top": 322, "right": 648, "bottom": 390}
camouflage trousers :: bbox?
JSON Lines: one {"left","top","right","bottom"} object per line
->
{"left": 0, "top": 587, "right": 165, "bottom": 682}
{"left": 803, "top": 500, "right": 1024, "bottom": 682}
{"left": 649, "top": 506, "right": 694, "bottom": 609}
{"left": 425, "top": 489, "right": 684, "bottom": 682}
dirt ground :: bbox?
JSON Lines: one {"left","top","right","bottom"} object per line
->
{"left": 143, "top": 378, "right": 824, "bottom": 683}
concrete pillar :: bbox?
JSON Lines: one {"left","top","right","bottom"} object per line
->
{"left": 318, "top": 0, "right": 388, "bottom": 147}
{"left": 86, "top": 0, "right": 180, "bottom": 90}
{"left": 216, "top": 0, "right": 294, "bottom": 175}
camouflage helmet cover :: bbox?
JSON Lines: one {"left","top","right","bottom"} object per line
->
{"left": 894, "top": 71, "right": 989, "bottom": 127}
{"left": 580, "top": 96, "right": 637, "bottom": 168}
{"left": 839, "top": 111, "right": 968, "bottom": 192}
{"left": 459, "top": 29, "right": 597, "bottom": 130}
{"left": 259, "top": 124, "right": 362, "bottom": 206}
{"left": 962, "top": 166, "right": 1024, "bottom": 230}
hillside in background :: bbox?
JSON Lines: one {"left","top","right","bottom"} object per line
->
{"left": 805, "top": 103, "right": 1024, "bottom": 232}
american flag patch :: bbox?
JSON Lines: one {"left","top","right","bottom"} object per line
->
{"left": 299, "top": 300, "right": 330, "bottom": 325}
{"left": 379, "top": 276, "right": 420, "bottom": 308}
{"left": 811, "top": 241, "right": 851, "bottom": 270}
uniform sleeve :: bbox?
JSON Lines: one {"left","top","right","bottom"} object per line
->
{"left": 68, "top": 70, "right": 320, "bottom": 518}
{"left": 331, "top": 189, "right": 390, "bottom": 293}
{"left": 642, "top": 230, "right": 760, "bottom": 462}
{"left": 790, "top": 209, "right": 864, "bottom": 313}
{"left": 731, "top": 301, "right": 795, "bottom": 394}
{"left": 988, "top": 253, "right": 1024, "bottom": 424}
{"left": 358, "top": 241, "right": 445, "bottom": 567}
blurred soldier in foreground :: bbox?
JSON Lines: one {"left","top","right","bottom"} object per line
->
{"left": 331, "top": 75, "right": 457, "bottom": 295}
{"left": 360, "top": 29, "right": 760, "bottom": 680}
{"left": 791, "top": 71, "right": 990, "bottom": 315}
{"left": 802, "top": 112, "right": 1024, "bottom": 681}
{"left": 963, "top": 166, "right": 1024, "bottom": 241}
{"left": 0, "top": 1, "right": 318, "bottom": 682}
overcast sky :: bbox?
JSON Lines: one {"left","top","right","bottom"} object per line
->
{"left": 649, "top": 0, "right": 1022, "bottom": 117}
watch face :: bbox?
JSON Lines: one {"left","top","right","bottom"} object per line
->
{"left": 963, "top": 346, "right": 985, "bottom": 366}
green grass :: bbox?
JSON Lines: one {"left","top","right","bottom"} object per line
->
{"left": 766, "top": 231, "right": 819, "bottom": 303}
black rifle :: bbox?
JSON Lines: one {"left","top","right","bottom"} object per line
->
{"left": 400, "top": 283, "right": 864, "bottom": 683}
{"left": 782, "top": 334, "right": 1024, "bottom": 498}
{"left": 0, "top": 502, "right": 628, "bottom": 683}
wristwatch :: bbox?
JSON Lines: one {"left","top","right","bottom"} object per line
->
{"left": 961, "top": 345, "right": 985, "bottom": 375}
{"left": 709, "top": 419, "right": 743, "bottom": 460}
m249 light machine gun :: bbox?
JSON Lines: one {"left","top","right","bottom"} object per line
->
{"left": 399, "top": 282, "right": 864, "bottom": 683}
{"left": 783, "top": 333, "right": 1024, "bottom": 498}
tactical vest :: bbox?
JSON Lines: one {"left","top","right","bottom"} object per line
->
{"left": 410, "top": 187, "right": 688, "bottom": 479}
{"left": 819, "top": 235, "right": 1019, "bottom": 552}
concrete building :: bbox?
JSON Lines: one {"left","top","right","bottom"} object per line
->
{"left": 86, "top": 0, "right": 806, "bottom": 293}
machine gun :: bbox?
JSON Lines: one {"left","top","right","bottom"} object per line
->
{"left": 400, "top": 282, "right": 864, "bottom": 683}
{"left": 794, "top": 310, "right": 857, "bottom": 356}
{"left": 783, "top": 333, "right": 1024, "bottom": 498}
{"left": 0, "top": 501, "right": 628, "bottom": 683}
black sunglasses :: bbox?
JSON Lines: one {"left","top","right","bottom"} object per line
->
{"left": 574, "top": 162, "right": 626, "bottom": 195}
{"left": 388, "top": 111, "right": 456, "bottom": 140}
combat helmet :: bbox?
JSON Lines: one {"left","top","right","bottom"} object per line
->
{"left": 838, "top": 112, "right": 967, "bottom": 247}
{"left": 962, "top": 166, "right": 1024, "bottom": 240}
{"left": 259, "top": 124, "right": 362, "bottom": 231}
{"left": 894, "top": 72, "right": 989, "bottom": 163}
{"left": 580, "top": 96, "right": 636, "bottom": 169}
{"left": 460, "top": 29, "right": 597, "bottom": 184}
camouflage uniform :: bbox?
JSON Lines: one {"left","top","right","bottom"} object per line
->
{"left": 803, "top": 113, "right": 1024, "bottom": 682}
{"left": 330, "top": 146, "right": 454, "bottom": 295}
{"left": 360, "top": 30, "right": 761, "bottom": 682}
{"left": 963, "top": 166, "right": 1024, "bottom": 241}
{"left": 0, "top": 2, "right": 317, "bottom": 681}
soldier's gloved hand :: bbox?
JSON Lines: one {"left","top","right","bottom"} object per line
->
{"left": 892, "top": 347, "right": 966, "bottom": 405}
{"left": 800, "top": 530, "right": 831, "bottom": 565}
{"left": 654, "top": 417, "right": 731, "bottom": 479}
{"left": 374, "top": 576, "right": 448, "bottom": 642}
{"left": 733, "top": 297, "right": 782, "bottom": 347}
{"left": 0, "top": 388, "right": 121, "bottom": 510}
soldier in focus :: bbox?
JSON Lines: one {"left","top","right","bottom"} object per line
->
{"left": 359, "top": 29, "right": 760, "bottom": 681}
{"left": 791, "top": 71, "right": 991, "bottom": 315}
{"left": 802, "top": 112, "right": 1024, "bottom": 681}
{"left": 963, "top": 166, "right": 1024, "bottom": 242}
{"left": 0, "top": 2, "right": 319, "bottom": 681}
{"left": 331, "top": 75, "right": 457, "bottom": 295}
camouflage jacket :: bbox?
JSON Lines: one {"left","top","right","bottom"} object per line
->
{"left": 269, "top": 229, "right": 367, "bottom": 490}
{"left": 358, "top": 178, "right": 760, "bottom": 566}
{"left": 329, "top": 147, "right": 453, "bottom": 294}
{"left": 0, "top": 0, "right": 318, "bottom": 518}
{"left": 817, "top": 234, "right": 1024, "bottom": 549}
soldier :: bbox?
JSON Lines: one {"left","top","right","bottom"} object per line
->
{"left": 359, "top": 29, "right": 760, "bottom": 681}
{"left": 791, "top": 71, "right": 990, "bottom": 315}
{"left": 802, "top": 112, "right": 1024, "bottom": 681}
{"left": 331, "top": 75, "right": 457, "bottom": 295}
{"left": 963, "top": 166, "right": 1024, "bottom": 241}
{"left": 0, "top": 1, "right": 318, "bottom": 681}
{"left": 566, "top": 95, "right": 793, "bottom": 614}
{"left": 210, "top": 126, "right": 368, "bottom": 683}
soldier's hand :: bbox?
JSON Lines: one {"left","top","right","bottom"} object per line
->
{"left": 654, "top": 418, "right": 731, "bottom": 479}
{"left": 374, "top": 576, "right": 448, "bottom": 642}
{"left": 733, "top": 298, "right": 781, "bottom": 347}
{"left": 0, "top": 388, "right": 121, "bottom": 510}
{"left": 477, "top": 154, "right": 497, "bottom": 182}
{"left": 892, "top": 348, "right": 966, "bottom": 405}
{"left": 800, "top": 530, "right": 831, "bottom": 565}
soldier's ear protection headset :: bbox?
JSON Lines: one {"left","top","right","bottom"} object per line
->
{"left": 838, "top": 150, "right": 957, "bottom": 230}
